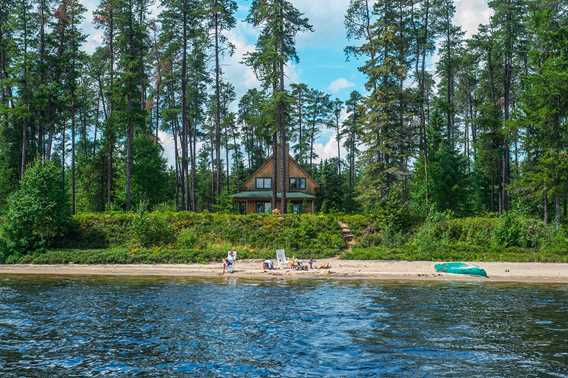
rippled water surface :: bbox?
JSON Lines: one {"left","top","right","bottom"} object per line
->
{"left": 0, "top": 276, "right": 567, "bottom": 377}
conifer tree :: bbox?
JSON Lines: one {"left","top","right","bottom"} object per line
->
{"left": 244, "top": 0, "right": 312, "bottom": 213}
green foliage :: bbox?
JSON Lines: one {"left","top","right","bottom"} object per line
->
{"left": 4, "top": 209, "right": 566, "bottom": 264}
{"left": 412, "top": 111, "right": 472, "bottom": 217}
{"left": 409, "top": 212, "right": 565, "bottom": 259}
{"left": 343, "top": 245, "right": 568, "bottom": 263}
{"left": 0, "top": 151, "right": 15, "bottom": 213}
{"left": 12, "top": 246, "right": 337, "bottom": 265}
{"left": 2, "top": 161, "right": 72, "bottom": 254}
{"left": 129, "top": 210, "right": 176, "bottom": 248}
{"left": 0, "top": 235, "right": 7, "bottom": 263}
{"left": 176, "top": 229, "right": 198, "bottom": 249}
{"left": 493, "top": 212, "right": 552, "bottom": 249}
{"left": 371, "top": 188, "right": 415, "bottom": 232}
{"left": 314, "top": 158, "right": 346, "bottom": 212}
{"left": 68, "top": 212, "right": 346, "bottom": 253}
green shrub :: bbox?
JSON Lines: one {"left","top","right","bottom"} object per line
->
{"left": 0, "top": 236, "right": 7, "bottom": 263}
{"left": 412, "top": 212, "right": 452, "bottom": 252}
{"left": 2, "top": 161, "right": 71, "bottom": 254}
{"left": 493, "top": 212, "right": 550, "bottom": 249}
{"left": 177, "top": 229, "right": 198, "bottom": 249}
{"left": 70, "top": 212, "right": 346, "bottom": 253}
{"left": 359, "top": 231, "right": 384, "bottom": 247}
{"left": 343, "top": 244, "right": 568, "bottom": 263}
{"left": 5, "top": 252, "right": 22, "bottom": 264}
{"left": 129, "top": 212, "right": 176, "bottom": 248}
{"left": 8, "top": 246, "right": 338, "bottom": 265}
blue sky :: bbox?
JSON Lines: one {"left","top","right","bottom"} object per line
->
{"left": 80, "top": 0, "right": 491, "bottom": 164}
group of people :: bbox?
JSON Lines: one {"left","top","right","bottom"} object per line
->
{"left": 263, "top": 256, "right": 315, "bottom": 271}
{"left": 222, "top": 249, "right": 316, "bottom": 274}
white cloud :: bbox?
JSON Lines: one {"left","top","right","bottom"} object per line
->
{"left": 314, "top": 126, "right": 349, "bottom": 163}
{"left": 222, "top": 23, "right": 260, "bottom": 100}
{"left": 158, "top": 131, "right": 176, "bottom": 168}
{"left": 328, "top": 78, "right": 355, "bottom": 94}
{"left": 85, "top": 29, "right": 103, "bottom": 53}
{"left": 292, "top": 0, "right": 351, "bottom": 46}
{"left": 454, "top": 0, "right": 492, "bottom": 37}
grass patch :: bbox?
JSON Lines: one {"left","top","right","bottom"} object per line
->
{"left": 343, "top": 245, "right": 568, "bottom": 263}
{"left": 12, "top": 246, "right": 338, "bottom": 265}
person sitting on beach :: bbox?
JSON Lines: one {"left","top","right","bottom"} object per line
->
{"left": 288, "top": 256, "right": 297, "bottom": 269}
{"left": 226, "top": 250, "right": 237, "bottom": 273}
{"left": 263, "top": 259, "right": 274, "bottom": 271}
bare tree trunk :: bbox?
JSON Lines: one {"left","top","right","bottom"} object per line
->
{"left": 543, "top": 188, "right": 548, "bottom": 225}
{"left": 554, "top": 193, "right": 561, "bottom": 230}
{"left": 225, "top": 138, "right": 230, "bottom": 193}
{"left": 272, "top": 134, "right": 278, "bottom": 212}
{"left": 190, "top": 96, "right": 197, "bottom": 211}
{"left": 214, "top": 0, "right": 222, "bottom": 203}
{"left": 501, "top": 0, "right": 513, "bottom": 213}
{"left": 297, "top": 90, "right": 303, "bottom": 164}
{"left": 20, "top": 124, "right": 26, "bottom": 179}
{"left": 106, "top": 3, "right": 115, "bottom": 209}
{"left": 336, "top": 112, "right": 341, "bottom": 174}
{"left": 172, "top": 116, "right": 180, "bottom": 210}
{"left": 61, "top": 120, "right": 66, "bottom": 192}
{"left": 93, "top": 96, "right": 100, "bottom": 157}
{"left": 155, "top": 63, "right": 161, "bottom": 142}
{"left": 125, "top": 3, "right": 135, "bottom": 210}
{"left": 71, "top": 100, "right": 76, "bottom": 214}
{"left": 180, "top": 0, "right": 190, "bottom": 211}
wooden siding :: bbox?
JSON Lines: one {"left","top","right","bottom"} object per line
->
{"left": 237, "top": 199, "right": 315, "bottom": 214}
{"left": 243, "top": 154, "right": 318, "bottom": 193}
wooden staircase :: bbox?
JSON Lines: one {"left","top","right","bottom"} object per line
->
{"left": 338, "top": 221, "right": 356, "bottom": 250}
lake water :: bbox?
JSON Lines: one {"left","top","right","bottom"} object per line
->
{"left": 0, "top": 276, "right": 567, "bottom": 377}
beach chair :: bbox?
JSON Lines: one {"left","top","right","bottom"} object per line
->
{"left": 276, "top": 249, "right": 287, "bottom": 269}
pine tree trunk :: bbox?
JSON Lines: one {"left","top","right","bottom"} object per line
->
{"left": 190, "top": 97, "right": 197, "bottom": 211}
{"left": 501, "top": 0, "right": 513, "bottom": 213}
{"left": 180, "top": 0, "right": 189, "bottom": 211}
{"left": 71, "top": 100, "right": 76, "bottom": 214}
{"left": 214, "top": 0, "right": 222, "bottom": 204}
{"left": 20, "top": 123, "right": 26, "bottom": 179}
{"left": 93, "top": 96, "right": 99, "bottom": 157}
{"left": 554, "top": 193, "right": 561, "bottom": 230}
{"left": 225, "top": 138, "right": 230, "bottom": 193}
{"left": 172, "top": 117, "right": 180, "bottom": 210}
{"left": 155, "top": 59, "right": 161, "bottom": 142}
{"left": 544, "top": 188, "right": 548, "bottom": 225}
{"left": 106, "top": 4, "right": 115, "bottom": 209}
{"left": 61, "top": 120, "right": 66, "bottom": 191}
{"left": 336, "top": 114, "right": 341, "bottom": 174}
{"left": 125, "top": 4, "right": 135, "bottom": 211}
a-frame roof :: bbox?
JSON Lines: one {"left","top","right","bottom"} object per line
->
{"left": 242, "top": 153, "right": 319, "bottom": 190}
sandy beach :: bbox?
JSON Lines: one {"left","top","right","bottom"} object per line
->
{"left": 1, "top": 259, "right": 568, "bottom": 283}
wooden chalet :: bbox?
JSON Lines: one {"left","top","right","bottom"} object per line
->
{"left": 232, "top": 152, "right": 319, "bottom": 214}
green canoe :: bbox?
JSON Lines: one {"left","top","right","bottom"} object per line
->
{"left": 435, "top": 262, "right": 488, "bottom": 278}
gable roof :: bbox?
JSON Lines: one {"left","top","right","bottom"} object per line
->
{"left": 243, "top": 153, "right": 319, "bottom": 190}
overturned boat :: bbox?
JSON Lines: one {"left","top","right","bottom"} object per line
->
{"left": 435, "top": 262, "right": 488, "bottom": 278}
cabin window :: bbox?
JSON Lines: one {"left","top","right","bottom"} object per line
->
{"left": 289, "top": 177, "right": 307, "bottom": 191}
{"left": 256, "top": 202, "right": 272, "bottom": 214}
{"left": 255, "top": 177, "right": 272, "bottom": 190}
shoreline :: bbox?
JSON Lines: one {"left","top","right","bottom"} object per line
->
{"left": 1, "top": 259, "right": 568, "bottom": 283}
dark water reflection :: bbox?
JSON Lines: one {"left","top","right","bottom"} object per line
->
{"left": 0, "top": 276, "right": 567, "bottom": 377}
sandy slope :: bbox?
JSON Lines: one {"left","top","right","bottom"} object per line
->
{"left": 1, "top": 258, "right": 568, "bottom": 283}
